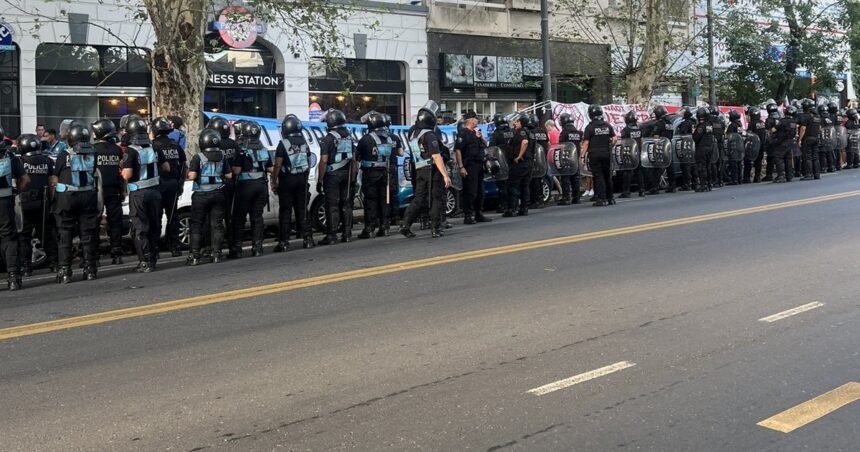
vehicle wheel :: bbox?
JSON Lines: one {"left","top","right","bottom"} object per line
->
{"left": 541, "top": 178, "right": 552, "bottom": 203}
{"left": 311, "top": 196, "right": 327, "bottom": 233}
{"left": 445, "top": 189, "right": 457, "bottom": 217}
{"left": 177, "top": 210, "right": 191, "bottom": 250}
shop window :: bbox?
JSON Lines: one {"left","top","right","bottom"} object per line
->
{"left": 204, "top": 39, "right": 275, "bottom": 75}
{"left": 0, "top": 45, "right": 21, "bottom": 138}
{"left": 36, "top": 96, "right": 99, "bottom": 130}
{"left": 309, "top": 92, "right": 404, "bottom": 125}
{"left": 35, "top": 43, "right": 151, "bottom": 86}
{"left": 36, "top": 44, "right": 100, "bottom": 72}
{"left": 310, "top": 58, "right": 404, "bottom": 82}
{"left": 204, "top": 89, "right": 276, "bottom": 118}
{"left": 99, "top": 96, "right": 151, "bottom": 126}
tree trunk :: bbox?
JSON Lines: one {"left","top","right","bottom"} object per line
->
{"left": 624, "top": 0, "right": 669, "bottom": 104}
{"left": 775, "top": 0, "right": 803, "bottom": 103}
{"left": 144, "top": 0, "right": 207, "bottom": 154}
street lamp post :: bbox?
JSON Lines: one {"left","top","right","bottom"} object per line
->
{"left": 706, "top": 0, "right": 717, "bottom": 106}
{"left": 541, "top": 0, "right": 552, "bottom": 106}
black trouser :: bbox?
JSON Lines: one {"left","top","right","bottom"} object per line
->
{"left": 18, "top": 198, "right": 57, "bottom": 269}
{"left": 744, "top": 154, "right": 763, "bottom": 182}
{"left": 801, "top": 138, "right": 820, "bottom": 178}
{"left": 128, "top": 187, "right": 162, "bottom": 262}
{"left": 819, "top": 146, "right": 834, "bottom": 172}
{"left": 764, "top": 147, "right": 775, "bottom": 179}
{"left": 388, "top": 164, "right": 400, "bottom": 224}
{"left": 324, "top": 169, "right": 353, "bottom": 237}
{"left": 559, "top": 172, "right": 581, "bottom": 202}
{"left": 232, "top": 178, "right": 268, "bottom": 249}
{"left": 773, "top": 145, "right": 793, "bottom": 180}
{"left": 680, "top": 162, "right": 695, "bottom": 188}
{"left": 159, "top": 178, "right": 182, "bottom": 252}
{"left": 695, "top": 149, "right": 711, "bottom": 189}
{"left": 403, "top": 167, "right": 444, "bottom": 229}
{"left": 190, "top": 190, "right": 225, "bottom": 255}
{"left": 506, "top": 162, "right": 530, "bottom": 211}
{"left": 589, "top": 154, "right": 613, "bottom": 201}
{"left": 726, "top": 160, "right": 742, "bottom": 184}
{"left": 222, "top": 183, "right": 235, "bottom": 248}
{"left": 461, "top": 161, "right": 485, "bottom": 216}
{"left": 362, "top": 167, "right": 389, "bottom": 230}
{"left": 277, "top": 171, "right": 310, "bottom": 242}
{"left": 621, "top": 167, "right": 645, "bottom": 195}
{"left": 529, "top": 177, "right": 543, "bottom": 206}
{"left": 55, "top": 191, "right": 100, "bottom": 268}
{"left": 846, "top": 150, "right": 859, "bottom": 168}
{"left": 0, "top": 197, "right": 19, "bottom": 274}
{"left": 102, "top": 188, "right": 124, "bottom": 256}
{"left": 496, "top": 180, "right": 508, "bottom": 211}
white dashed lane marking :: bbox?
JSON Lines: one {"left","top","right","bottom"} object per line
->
{"left": 527, "top": 361, "right": 637, "bottom": 396}
{"left": 758, "top": 302, "right": 824, "bottom": 323}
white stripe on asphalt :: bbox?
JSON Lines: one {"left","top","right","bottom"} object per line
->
{"left": 527, "top": 361, "right": 636, "bottom": 396}
{"left": 758, "top": 302, "right": 824, "bottom": 323}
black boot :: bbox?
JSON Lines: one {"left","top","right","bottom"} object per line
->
{"left": 557, "top": 197, "right": 570, "bottom": 206}
{"left": 273, "top": 241, "right": 289, "bottom": 253}
{"left": 340, "top": 233, "right": 352, "bottom": 243}
{"left": 463, "top": 214, "right": 475, "bottom": 225}
{"left": 377, "top": 226, "right": 390, "bottom": 237}
{"left": 251, "top": 243, "right": 264, "bottom": 257}
{"left": 303, "top": 236, "right": 316, "bottom": 248}
{"left": 474, "top": 212, "right": 492, "bottom": 223}
{"left": 83, "top": 263, "right": 98, "bottom": 281}
{"left": 212, "top": 251, "right": 224, "bottom": 264}
{"left": 399, "top": 223, "right": 416, "bottom": 238}
{"left": 502, "top": 210, "right": 515, "bottom": 217}
{"left": 228, "top": 247, "right": 243, "bottom": 258}
{"left": 319, "top": 234, "right": 338, "bottom": 245}
{"left": 8, "top": 272, "right": 22, "bottom": 291}
{"left": 186, "top": 253, "right": 203, "bottom": 266}
{"left": 357, "top": 228, "right": 375, "bottom": 239}
{"left": 111, "top": 250, "right": 123, "bottom": 265}
{"left": 57, "top": 266, "right": 72, "bottom": 284}
{"left": 431, "top": 228, "right": 442, "bottom": 238}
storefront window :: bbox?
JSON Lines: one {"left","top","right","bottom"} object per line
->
{"left": 205, "top": 41, "right": 275, "bottom": 75}
{"left": 36, "top": 44, "right": 100, "bottom": 72}
{"left": 36, "top": 96, "right": 99, "bottom": 130}
{"left": 35, "top": 43, "right": 151, "bottom": 86}
{"left": 0, "top": 45, "right": 21, "bottom": 138}
{"left": 309, "top": 58, "right": 406, "bottom": 124}
{"left": 204, "top": 89, "right": 276, "bottom": 118}
{"left": 99, "top": 96, "right": 151, "bottom": 126}
{"left": 309, "top": 93, "right": 404, "bottom": 125}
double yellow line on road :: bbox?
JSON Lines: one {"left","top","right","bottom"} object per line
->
{"left": 2, "top": 189, "right": 859, "bottom": 342}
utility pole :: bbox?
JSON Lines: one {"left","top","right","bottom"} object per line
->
{"left": 541, "top": 0, "right": 552, "bottom": 107}
{"left": 706, "top": 0, "right": 717, "bottom": 106}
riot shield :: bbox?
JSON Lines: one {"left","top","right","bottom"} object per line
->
{"left": 744, "top": 133, "right": 761, "bottom": 162}
{"left": 671, "top": 135, "right": 695, "bottom": 164}
{"left": 403, "top": 157, "right": 414, "bottom": 181}
{"left": 580, "top": 152, "right": 592, "bottom": 177}
{"left": 611, "top": 138, "right": 640, "bottom": 171}
{"left": 819, "top": 127, "right": 834, "bottom": 154}
{"left": 531, "top": 143, "right": 548, "bottom": 178}
{"left": 725, "top": 133, "right": 745, "bottom": 162}
{"left": 547, "top": 142, "right": 579, "bottom": 176}
{"left": 835, "top": 125, "right": 847, "bottom": 151}
{"left": 848, "top": 130, "right": 860, "bottom": 154}
{"left": 14, "top": 194, "right": 23, "bottom": 233}
{"left": 639, "top": 137, "right": 672, "bottom": 169}
{"left": 791, "top": 141, "right": 801, "bottom": 158}
{"left": 447, "top": 160, "right": 463, "bottom": 191}
{"left": 710, "top": 136, "right": 720, "bottom": 163}
{"left": 483, "top": 146, "right": 509, "bottom": 182}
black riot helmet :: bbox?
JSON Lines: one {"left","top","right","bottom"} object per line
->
{"left": 17, "top": 134, "right": 42, "bottom": 155}
{"left": 206, "top": 116, "right": 231, "bottom": 139}
{"left": 125, "top": 117, "right": 151, "bottom": 146}
{"left": 728, "top": 109, "right": 741, "bottom": 122}
{"left": 233, "top": 120, "right": 247, "bottom": 139}
{"left": 325, "top": 109, "right": 348, "bottom": 130}
{"left": 151, "top": 116, "right": 173, "bottom": 136}
{"left": 708, "top": 106, "right": 719, "bottom": 117}
{"left": 817, "top": 104, "right": 829, "bottom": 116}
{"left": 801, "top": 98, "right": 815, "bottom": 112}
{"left": 241, "top": 120, "right": 262, "bottom": 139}
{"left": 67, "top": 124, "right": 91, "bottom": 148}
{"left": 198, "top": 128, "right": 222, "bottom": 151}
{"left": 119, "top": 114, "right": 142, "bottom": 131}
{"left": 847, "top": 109, "right": 859, "bottom": 121}
{"left": 527, "top": 114, "right": 539, "bottom": 129}
{"left": 516, "top": 114, "right": 530, "bottom": 128}
{"left": 682, "top": 106, "right": 694, "bottom": 120}
{"left": 624, "top": 110, "right": 638, "bottom": 125}
{"left": 653, "top": 105, "right": 668, "bottom": 119}
{"left": 559, "top": 113, "right": 574, "bottom": 127}
{"left": 91, "top": 119, "right": 117, "bottom": 141}
{"left": 362, "top": 111, "right": 386, "bottom": 132}
{"left": 828, "top": 102, "right": 838, "bottom": 114}
{"left": 382, "top": 113, "right": 392, "bottom": 128}
{"left": 785, "top": 105, "right": 799, "bottom": 118}
{"left": 416, "top": 100, "right": 440, "bottom": 130}
{"left": 493, "top": 113, "right": 508, "bottom": 128}
{"left": 281, "top": 115, "right": 303, "bottom": 138}
{"left": 696, "top": 107, "right": 709, "bottom": 120}
{"left": 766, "top": 103, "right": 779, "bottom": 115}
{"left": 587, "top": 104, "right": 603, "bottom": 120}
{"left": 748, "top": 107, "right": 761, "bottom": 120}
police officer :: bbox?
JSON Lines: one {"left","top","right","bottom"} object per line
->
{"left": 51, "top": 125, "right": 99, "bottom": 283}
{"left": 846, "top": 109, "right": 860, "bottom": 167}
{"left": 744, "top": 108, "right": 767, "bottom": 183}
{"left": 383, "top": 113, "right": 403, "bottom": 232}
{"left": 798, "top": 99, "right": 822, "bottom": 180}
{"left": 16, "top": 134, "right": 56, "bottom": 277}
{"left": 725, "top": 110, "right": 743, "bottom": 185}
{"left": 692, "top": 108, "right": 715, "bottom": 192}
{"left": 186, "top": 129, "right": 231, "bottom": 265}
{"left": 122, "top": 117, "right": 169, "bottom": 272}
{"left": 151, "top": 117, "right": 186, "bottom": 257}
{"left": 676, "top": 107, "right": 696, "bottom": 191}
{"left": 456, "top": 115, "right": 491, "bottom": 224}
{"left": 91, "top": 119, "right": 125, "bottom": 264}
{"left": 557, "top": 113, "right": 582, "bottom": 205}
{"left": 762, "top": 103, "right": 780, "bottom": 181}
{"left": 829, "top": 103, "right": 842, "bottom": 170}
{"left": 709, "top": 107, "right": 725, "bottom": 187}
{"left": 271, "top": 115, "right": 315, "bottom": 251}
{"left": 771, "top": 105, "right": 800, "bottom": 183}
{"left": 317, "top": 109, "right": 356, "bottom": 245}
{"left": 582, "top": 105, "right": 617, "bottom": 206}
{"left": 530, "top": 114, "right": 549, "bottom": 209}
{"left": 207, "top": 116, "right": 240, "bottom": 252}
{"left": 619, "top": 111, "right": 645, "bottom": 198}
{"left": 650, "top": 105, "right": 676, "bottom": 193}
{"left": 0, "top": 127, "right": 28, "bottom": 290}
{"left": 230, "top": 121, "right": 272, "bottom": 257}
{"left": 817, "top": 104, "right": 836, "bottom": 173}
{"left": 489, "top": 114, "right": 515, "bottom": 213}
{"left": 504, "top": 114, "right": 534, "bottom": 216}
{"left": 356, "top": 112, "right": 395, "bottom": 238}
{"left": 400, "top": 102, "right": 452, "bottom": 237}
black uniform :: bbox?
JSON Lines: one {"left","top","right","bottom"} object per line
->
{"left": 530, "top": 126, "right": 550, "bottom": 207}
{"left": 692, "top": 120, "right": 715, "bottom": 191}
{"left": 54, "top": 147, "right": 100, "bottom": 272}
{"left": 455, "top": 126, "right": 487, "bottom": 220}
{"left": 676, "top": 118, "right": 696, "bottom": 190}
{"left": 711, "top": 117, "right": 725, "bottom": 185}
{"left": 800, "top": 112, "right": 822, "bottom": 179}
{"left": 388, "top": 133, "right": 404, "bottom": 225}
{"left": 583, "top": 119, "right": 616, "bottom": 202}
{"left": 772, "top": 116, "right": 799, "bottom": 181}
{"left": 320, "top": 129, "right": 355, "bottom": 241}
{"left": 231, "top": 143, "right": 272, "bottom": 255}
{"left": 819, "top": 114, "right": 836, "bottom": 172}
{"left": 188, "top": 150, "right": 230, "bottom": 260}
{"left": 403, "top": 129, "right": 445, "bottom": 229}
{"left": 847, "top": 118, "right": 860, "bottom": 168}
{"left": 122, "top": 145, "right": 166, "bottom": 267}
{"left": 358, "top": 130, "right": 396, "bottom": 234}
{"left": 558, "top": 124, "right": 582, "bottom": 204}
{"left": 152, "top": 135, "right": 186, "bottom": 254}
{"left": 506, "top": 127, "right": 534, "bottom": 214}
{"left": 831, "top": 112, "right": 842, "bottom": 170}
{"left": 17, "top": 150, "right": 56, "bottom": 273}
{"left": 219, "top": 137, "right": 241, "bottom": 247}
{"left": 93, "top": 140, "right": 124, "bottom": 259}
{"left": 0, "top": 150, "right": 25, "bottom": 276}
{"left": 275, "top": 137, "right": 313, "bottom": 245}
{"left": 651, "top": 118, "right": 676, "bottom": 192}
{"left": 763, "top": 114, "right": 779, "bottom": 180}
{"left": 726, "top": 121, "right": 743, "bottom": 185}
{"left": 619, "top": 125, "right": 645, "bottom": 197}
{"left": 745, "top": 119, "right": 767, "bottom": 183}
{"left": 490, "top": 125, "right": 516, "bottom": 212}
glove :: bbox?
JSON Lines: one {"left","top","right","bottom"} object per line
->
{"left": 316, "top": 182, "right": 324, "bottom": 195}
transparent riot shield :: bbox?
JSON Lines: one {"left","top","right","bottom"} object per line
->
{"left": 483, "top": 146, "right": 509, "bottom": 182}
{"left": 848, "top": 130, "right": 860, "bottom": 154}
{"left": 744, "top": 133, "right": 761, "bottom": 162}
{"left": 818, "top": 127, "right": 834, "bottom": 154}
{"left": 547, "top": 142, "right": 579, "bottom": 176}
{"left": 447, "top": 159, "right": 463, "bottom": 191}
{"left": 710, "top": 136, "right": 720, "bottom": 163}
{"left": 835, "top": 125, "right": 848, "bottom": 151}
{"left": 671, "top": 135, "right": 695, "bottom": 164}
{"left": 531, "top": 143, "right": 548, "bottom": 178}
{"left": 640, "top": 137, "right": 672, "bottom": 169}
{"left": 725, "top": 133, "right": 745, "bottom": 162}
{"left": 611, "top": 138, "right": 640, "bottom": 171}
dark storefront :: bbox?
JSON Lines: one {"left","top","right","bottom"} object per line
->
{"left": 0, "top": 21, "right": 19, "bottom": 138}
{"left": 308, "top": 58, "right": 407, "bottom": 125}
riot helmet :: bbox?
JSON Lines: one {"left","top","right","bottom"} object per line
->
{"left": 382, "top": 113, "right": 393, "bottom": 128}
{"left": 67, "top": 124, "right": 91, "bottom": 148}
{"left": 241, "top": 121, "right": 262, "bottom": 139}
{"left": 416, "top": 110, "right": 436, "bottom": 130}
{"left": 847, "top": 109, "right": 859, "bottom": 121}
{"left": 766, "top": 103, "right": 779, "bottom": 115}
{"left": 817, "top": 104, "right": 829, "bottom": 116}
{"left": 516, "top": 114, "right": 530, "bottom": 128}
{"left": 233, "top": 120, "right": 247, "bottom": 139}
{"left": 362, "top": 111, "right": 386, "bottom": 132}
{"left": 281, "top": 115, "right": 303, "bottom": 138}
{"left": 682, "top": 107, "right": 694, "bottom": 120}
{"left": 708, "top": 106, "right": 719, "bottom": 117}
{"left": 206, "top": 116, "right": 231, "bottom": 139}
{"left": 151, "top": 116, "right": 173, "bottom": 136}
{"left": 801, "top": 98, "right": 815, "bottom": 112}
{"left": 785, "top": 106, "right": 799, "bottom": 118}
{"left": 828, "top": 103, "right": 838, "bottom": 114}
{"left": 91, "top": 119, "right": 117, "bottom": 141}
{"left": 125, "top": 117, "right": 151, "bottom": 146}
{"left": 119, "top": 114, "right": 142, "bottom": 131}
{"left": 748, "top": 107, "right": 761, "bottom": 120}
{"left": 198, "top": 128, "right": 222, "bottom": 151}
{"left": 728, "top": 110, "right": 741, "bottom": 122}
{"left": 527, "top": 114, "right": 539, "bottom": 129}
{"left": 559, "top": 113, "right": 574, "bottom": 127}
{"left": 624, "top": 111, "right": 638, "bottom": 125}
{"left": 588, "top": 104, "right": 603, "bottom": 120}
{"left": 696, "top": 108, "right": 709, "bottom": 120}
{"left": 325, "top": 109, "right": 348, "bottom": 130}
{"left": 653, "top": 105, "right": 668, "bottom": 119}
{"left": 493, "top": 113, "right": 508, "bottom": 128}
{"left": 17, "top": 134, "right": 42, "bottom": 155}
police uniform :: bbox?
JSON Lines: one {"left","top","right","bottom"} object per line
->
{"left": 455, "top": 125, "right": 489, "bottom": 223}
{"left": 692, "top": 113, "right": 715, "bottom": 191}
{"left": 152, "top": 134, "right": 186, "bottom": 255}
{"left": 745, "top": 117, "right": 767, "bottom": 183}
{"left": 318, "top": 128, "right": 356, "bottom": 243}
{"left": 725, "top": 120, "right": 743, "bottom": 185}
{"left": 94, "top": 139, "right": 125, "bottom": 261}
{"left": 274, "top": 134, "right": 314, "bottom": 250}
{"left": 17, "top": 144, "right": 56, "bottom": 275}
{"left": 710, "top": 115, "right": 725, "bottom": 186}
{"left": 558, "top": 122, "right": 582, "bottom": 204}
{"left": 800, "top": 110, "right": 822, "bottom": 179}
{"left": 619, "top": 124, "right": 645, "bottom": 197}
{"left": 490, "top": 123, "right": 515, "bottom": 212}
{"left": 505, "top": 125, "right": 534, "bottom": 215}
{"left": 530, "top": 124, "right": 550, "bottom": 208}
{"left": 650, "top": 117, "right": 676, "bottom": 193}
{"left": 122, "top": 139, "right": 166, "bottom": 271}
{"left": 772, "top": 114, "right": 799, "bottom": 182}
{"left": 0, "top": 146, "right": 26, "bottom": 288}
{"left": 401, "top": 128, "right": 446, "bottom": 235}
{"left": 819, "top": 110, "right": 836, "bottom": 173}
{"left": 54, "top": 138, "right": 100, "bottom": 281}
{"left": 676, "top": 117, "right": 696, "bottom": 190}
{"left": 219, "top": 136, "right": 241, "bottom": 249}
{"left": 583, "top": 118, "right": 615, "bottom": 205}
{"left": 231, "top": 137, "right": 273, "bottom": 257}
{"left": 387, "top": 131, "right": 405, "bottom": 228}
{"left": 187, "top": 144, "right": 230, "bottom": 264}
{"left": 357, "top": 128, "right": 395, "bottom": 237}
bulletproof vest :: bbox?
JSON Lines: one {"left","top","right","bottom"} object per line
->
{"left": 776, "top": 119, "right": 798, "bottom": 142}
{"left": 0, "top": 151, "right": 15, "bottom": 197}
{"left": 409, "top": 129, "right": 434, "bottom": 170}
{"left": 281, "top": 138, "right": 311, "bottom": 175}
{"left": 193, "top": 151, "right": 225, "bottom": 192}
{"left": 560, "top": 125, "right": 581, "bottom": 144}
{"left": 127, "top": 145, "right": 161, "bottom": 192}
{"left": 660, "top": 117, "right": 674, "bottom": 138}
{"left": 711, "top": 120, "right": 725, "bottom": 136}
{"left": 493, "top": 127, "right": 516, "bottom": 151}
{"left": 154, "top": 136, "right": 183, "bottom": 180}
{"left": 362, "top": 132, "right": 393, "bottom": 168}
{"left": 533, "top": 129, "right": 549, "bottom": 143}
{"left": 327, "top": 132, "right": 354, "bottom": 172}
{"left": 237, "top": 147, "right": 271, "bottom": 181}
{"left": 804, "top": 114, "right": 822, "bottom": 138}
{"left": 22, "top": 153, "right": 51, "bottom": 195}
{"left": 627, "top": 126, "right": 642, "bottom": 141}
{"left": 522, "top": 129, "right": 536, "bottom": 160}
{"left": 55, "top": 145, "right": 96, "bottom": 193}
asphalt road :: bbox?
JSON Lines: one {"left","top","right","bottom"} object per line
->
{"left": 2, "top": 171, "right": 860, "bottom": 451}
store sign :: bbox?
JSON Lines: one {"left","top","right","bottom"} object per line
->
{"left": 442, "top": 53, "right": 542, "bottom": 89}
{"left": 0, "top": 21, "right": 14, "bottom": 51}
{"left": 213, "top": 6, "right": 262, "bottom": 49}
{"left": 207, "top": 72, "right": 284, "bottom": 89}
